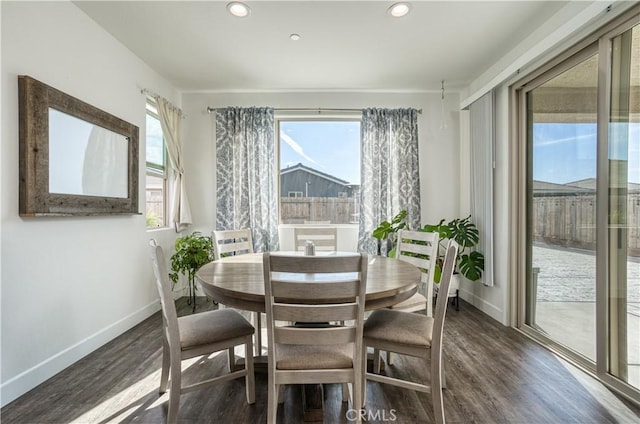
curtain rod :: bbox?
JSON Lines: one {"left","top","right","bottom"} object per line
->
{"left": 206, "top": 107, "right": 422, "bottom": 114}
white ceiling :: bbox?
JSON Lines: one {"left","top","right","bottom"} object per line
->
{"left": 75, "top": 1, "right": 568, "bottom": 92}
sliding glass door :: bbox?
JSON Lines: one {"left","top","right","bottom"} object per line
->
{"left": 517, "top": 9, "right": 639, "bottom": 400}
{"left": 524, "top": 49, "right": 599, "bottom": 361}
{"left": 606, "top": 21, "right": 639, "bottom": 391}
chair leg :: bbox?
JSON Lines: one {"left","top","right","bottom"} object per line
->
{"left": 386, "top": 350, "right": 393, "bottom": 366}
{"left": 227, "top": 348, "right": 235, "bottom": 373}
{"left": 373, "top": 349, "right": 381, "bottom": 373}
{"left": 245, "top": 340, "right": 255, "bottom": 404}
{"left": 442, "top": 362, "right": 447, "bottom": 389}
{"left": 431, "top": 352, "right": 445, "bottom": 424}
{"left": 167, "top": 359, "right": 182, "bottom": 424}
{"left": 342, "top": 383, "right": 349, "bottom": 402}
{"left": 267, "top": 378, "right": 279, "bottom": 424}
{"left": 362, "top": 348, "right": 368, "bottom": 407}
{"left": 159, "top": 337, "right": 170, "bottom": 394}
{"left": 254, "top": 312, "right": 262, "bottom": 356}
{"left": 353, "top": 377, "right": 362, "bottom": 424}
{"left": 278, "top": 385, "right": 285, "bottom": 404}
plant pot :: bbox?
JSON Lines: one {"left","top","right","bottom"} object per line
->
{"left": 435, "top": 273, "right": 460, "bottom": 298}
{"left": 379, "top": 239, "right": 393, "bottom": 257}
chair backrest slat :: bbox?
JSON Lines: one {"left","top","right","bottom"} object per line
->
{"left": 274, "top": 326, "right": 356, "bottom": 345}
{"left": 212, "top": 229, "right": 254, "bottom": 260}
{"left": 294, "top": 227, "right": 338, "bottom": 251}
{"left": 270, "top": 279, "right": 359, "bottom": 300}
{"left": 268, "top": 255, "right": 357, "bottom": 273}
{"left": 273, "top": 303, "right": 358, "bottom": 323}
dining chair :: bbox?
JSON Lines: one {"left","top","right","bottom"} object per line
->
{"left": 390, "top": 229, "right": 439, "bottom": 317}
{"left": 293, "top": 227, "right": 338, "bottom": 252}
{"left": 362, "top": 240, "right": 459, "bottom": 424}
{"left": 212, "top": 228, "right": 254, "bottom": 260}
{"left": 212, "top": 229, "right": 263, "bottom": 357}
{"left": 263, "top": 252, "right": 368, "bottom": 424}
{"left": 375, "top": 229, "right": 440, "bottom": 367}
{"left": 149, "top": 240, "right": 255, "bottom": 424}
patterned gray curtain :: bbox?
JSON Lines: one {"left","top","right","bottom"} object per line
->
{"left": 358, "top": 108, "right": 421, "bottom": 254}
{"left": 215, "top": 107, "right": 279, "bottom": 252}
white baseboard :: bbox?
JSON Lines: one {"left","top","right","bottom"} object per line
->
{"left": 0, "top": 300, "right": 161, "bottom": 408}
{"left": 458, "top": 289, "right": 506, "bottom": 325}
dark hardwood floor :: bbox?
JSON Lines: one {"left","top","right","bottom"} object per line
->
{"left": 2, "top": 298, "right": 639, "bottom": 423}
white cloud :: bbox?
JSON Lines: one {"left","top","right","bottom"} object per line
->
{"left": 281, "top": 132, "right": 320, "bottom": 166}
{"left": 535, "top": 132, "right": 596, "bottom": 147}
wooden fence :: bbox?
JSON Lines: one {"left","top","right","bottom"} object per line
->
{"left": 280, "top": 197, "right": 358, "bottom": 224}
{"left": 533, "top": 192, "right": 640, "bottom": 256}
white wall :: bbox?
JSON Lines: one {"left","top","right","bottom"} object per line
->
{"left": 0, "top": 2, "right": 179, "bottom": 406}
{"left": 181, "top": 91, "right": 462, "bottom": 242}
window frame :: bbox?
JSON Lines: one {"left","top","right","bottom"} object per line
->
{"left": 145, "top": 99, "right": 169, "bottom": 229}
{"left": 275, "top": 114, "right": 362, "bottom": 226}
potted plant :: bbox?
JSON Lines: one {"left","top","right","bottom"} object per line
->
{"left": 422, "top": 215, "right": 485, "bottom": 299}
{"left": 372, "top": 210, "right": 407, "bottom": 257}
{"left": 169, "top": 231, "right": 215, "bottom": 313}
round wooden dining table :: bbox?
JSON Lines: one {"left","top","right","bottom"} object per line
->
{"left": 195, "top": 251, "right": 421, "bottom": 313}
{"left": 196, "top": 251, "right": 420, "bottom": 422}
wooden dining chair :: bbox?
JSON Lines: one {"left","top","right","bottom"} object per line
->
{"left": 390, "top": 229, "right": 439, "bottom": 317}
{"left": 263, "top": 252, "right": 368, "bottom": 424}
{"left": 362, "top": 240, "right": 459, "bottom": 424}
{"left": 149, "top": 240, "right": 255, "bottom": 424}
{"left": 376, "top": 229, "right": 440, "bottom": 367}
{"left": 212, "top": 229, "right": 264, "bottom": 357}
{"left": 212, "top": 229, "right": 254, "bottom": 260}
{"left": 294, "top": 227, "right": 338, "bottom": 252}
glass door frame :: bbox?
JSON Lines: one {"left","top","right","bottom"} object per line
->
{"left": 511, "top": 6, "right": 640, "bottom": 404}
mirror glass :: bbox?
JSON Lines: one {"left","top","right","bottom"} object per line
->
{"left": 48, "top": 108, "right": 129, "bottom": 198}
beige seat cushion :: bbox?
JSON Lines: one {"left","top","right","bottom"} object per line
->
{"left": 275, "top": 343, "right": 354, "bottom": 370}
{"left": 179, "top": 309, "right": 254, "bottom": 351}
{"left": 364, "top": 309, "right": 433, "bottom": 348}
{"left": 389, "top": 292, "right": 427, "bottom": 311}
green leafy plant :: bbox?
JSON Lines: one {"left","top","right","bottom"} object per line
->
{"left": 169, "top": 232, "right": 215, "bottom": 311}
{"left": 146, "top": 210, "right": 160, "bottom": 228}
{"left": 422, "top": 215, "right": 484, "bottom": 282}
{"left": 372, "top": 210, "right": 407, "bottom": 257}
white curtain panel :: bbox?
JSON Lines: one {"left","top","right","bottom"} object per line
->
{"left": 215, "top": 107, "right": 279, "bottom": 252}
{"left": 154, "top": 96, "right": 193, "bottom": 232}
{"left": 469, "top": 91, "right": 495, "bottom": 287}
{"left": 358, "top": 108, "right": 421, "bottom": 254}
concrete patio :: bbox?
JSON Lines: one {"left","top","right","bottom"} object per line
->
{"left": 533, "top": 244, "right": 640, "bottom": 389}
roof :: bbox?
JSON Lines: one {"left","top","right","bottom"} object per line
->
{"left": 534, "top": 178, "right": 640, "bottom": 193}
{"left": 280, "top": 163, "right": 356, "bottom": 187}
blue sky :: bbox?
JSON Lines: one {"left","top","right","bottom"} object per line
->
{"left": 533, "top": 123, "right": 639, "bottom": 184}
{"left": 279, "top": 121, "right": 639, "bottom": 186}
{"left": 280, "top": 120, "right": 361, "bottom": 184}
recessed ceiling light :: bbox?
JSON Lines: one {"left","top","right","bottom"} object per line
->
{"left": 290, "top": 33, "right": 301, "bottom": 41}
{"left": 227, "top": 2, "right": 250, "bottom": 18}
{"left": 388, "top": 2, "right": 411, "bottom": 18}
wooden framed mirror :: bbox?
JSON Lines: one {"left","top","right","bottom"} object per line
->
{"left": 19, "top": 75, "right": 139, "bottom": 216}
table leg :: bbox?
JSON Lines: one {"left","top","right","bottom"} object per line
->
{"left": 302, "top": 384, "right": 324, "bottom": 422}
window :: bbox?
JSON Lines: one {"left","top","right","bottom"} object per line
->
{"left": 146, "top": 100, "right": 167, "bottom": 228}
{"left": 278, "top": 119, "right": 361, "bottom": 224}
